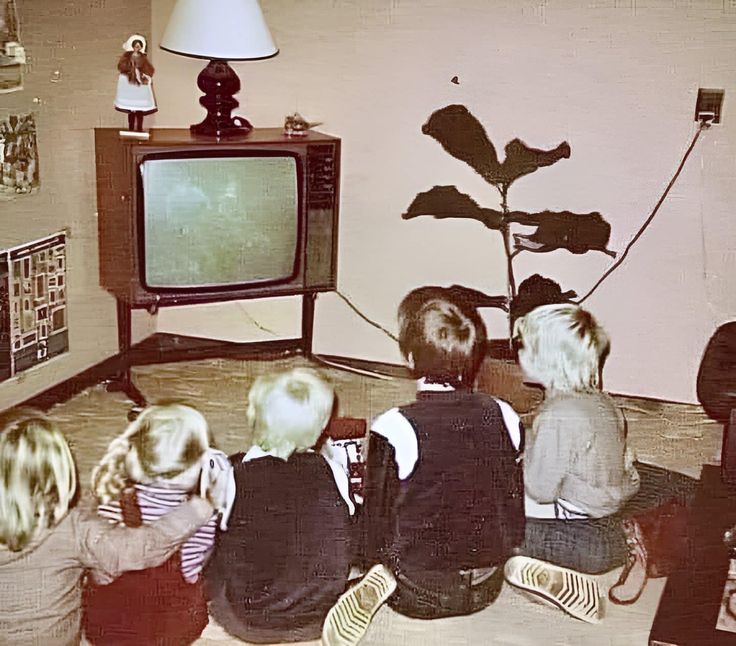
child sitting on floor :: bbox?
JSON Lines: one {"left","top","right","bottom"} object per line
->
{"left": 83, "top": 402, "right": 230, "bottom": 645}
{"left": 323, "top": 288, "right": 526, "bottom": 646}
{"left": 508, "top": 303, "right": 698, "bottom": 610}
{"left": 205, "top": 367, "right": 356, "bottom": 644}
{"left": 0, "top": 408, "right": 216, "bottom": 644}
{"left": 513, "top": 303, "right": 640, "bottom": 571}
{"left": 501, "top": 303, "right": 638, "bottom": 623}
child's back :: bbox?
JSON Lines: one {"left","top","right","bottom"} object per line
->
{"left": 82, "top": 403, "right": 223, "bottom": 645}
{"left": 205, "top": 368, "right": 356, "bottom": 643}
{"left": 370, "top": 388, "right": 523, "bottom": 579}
{"left": 82, "top": 485, "right": 215, "bottom": 645}
{"left": 208, "top": 450, "right": 353, "bottom": 636}
{"left": 362, "top": 290, "right": 525, "bottom": 618}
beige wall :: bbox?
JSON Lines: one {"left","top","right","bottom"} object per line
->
{"left": 0, "top": 0, "right": 156, "bottom": 411}
{"left": 152, "top": 0, "right": 736, "bottom": 403}
{"left": 2, "top": 1, "right": 733, "bottom": 409}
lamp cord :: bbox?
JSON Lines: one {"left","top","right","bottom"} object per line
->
{"left": 576, "top": 120, "right": 709, "bottom": 304}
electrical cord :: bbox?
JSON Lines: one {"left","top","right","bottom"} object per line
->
{"left": 333, "top": 290, "right": 399, "bottom": 342}
{"left": 236, "top": 301, "right": 277, "bottom": 335}
{"left": 231, "top": 288, "right": 399, "bottom": 379}
{"left": 576, "top": 119, "right": 711, "bottom": 304}
{"left": 312, "top": 290, "right": 401, "bottom": 380}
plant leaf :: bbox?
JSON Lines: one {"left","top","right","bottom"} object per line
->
{"left": 403, "top": 186, "right": 504, "bottom": 230}
{"left": 507, "top": 210, "right": 616, "bottom": 256}
{"left": 421, "top": 105, "right": 571, "bottom": 188}
{"left": 510, "top": 274, "right": 578, "bottom": 322}
{"left": 402, "top": 285, "right": 508, "bottom": 315}
{"left": 446, "top": 284, "right": 508, "bottom": 311}
{"left": 421, "top": 105, "right": 501, "bottom": 184}
{"left": 495, "top": 139, "right": 571, "bottom": 187}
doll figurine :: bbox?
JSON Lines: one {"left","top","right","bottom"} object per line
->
{"left": 115, "top": 34, "right": 156, "bottom": 132}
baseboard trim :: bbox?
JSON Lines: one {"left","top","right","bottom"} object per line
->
{"left": 19, "top": 333, "right": 306, "bottom": 411}
{"left": 15, "top": 333, "right": 703, "bottom": 411}
{"left": 21, "top": 353, "right": 124, "bottom": 411}
{"left": 313, "top": 353, "right": 412, "bottom": 379}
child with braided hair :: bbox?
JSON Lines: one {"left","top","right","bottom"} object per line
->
{"left": 83, "top": 402, "right": 231, "bottom": 645}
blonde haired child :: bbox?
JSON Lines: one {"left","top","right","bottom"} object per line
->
{"left": 500, "top": 303, "right": 638, "bottom": 622}
{"left": 83, "top": 403, "right": 230, "bottom": 645}
{"left": 205, "top": 367, "right": 356, "bottom": 644}
{"left": 514, "top": 302, "right": 610, "bottom": 392}
{"left": 508, "top": 303, "right": 696, "bottom": 610}
{"left": 513, "top": 303, "right": 639, "bottom": 532}
{"left": 247, "top": 366, "right": 335, "bottom": 459}
{"left": 0, "top": 408, "right": 214, "bottom": 644}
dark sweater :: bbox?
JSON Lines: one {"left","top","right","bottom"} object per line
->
{"left": 364, "top": 390, "right": 525, "bottom": 584}
{"left": 204, "top": 452, "right": 354, "bottom": 636}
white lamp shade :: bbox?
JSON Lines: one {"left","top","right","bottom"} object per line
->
{"left": 160, "top": 0, "right": 278, "bottom": 61}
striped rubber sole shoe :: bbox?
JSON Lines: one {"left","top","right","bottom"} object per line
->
{"left": 322, "top": 564, "right": 397, "bottom": 646}
{"left": 504, "top": 555, "right": 603, "bottom": 624}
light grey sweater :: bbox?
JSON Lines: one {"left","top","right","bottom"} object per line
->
{"left": 524, "top": 391, "right": 640, "bottom": 518}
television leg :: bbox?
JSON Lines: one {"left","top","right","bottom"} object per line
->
{"left": 301, "top": 292, "right": 316, "bottom": 358}
{"left": 105, "top": 370, "right": 147, "bottom": 411}
{"left": 104, "top": 299, "right": 148, "bottom": 411}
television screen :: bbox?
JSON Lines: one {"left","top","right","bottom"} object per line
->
{"left": 140, "top": 156, "right": 299, "bottom": 289}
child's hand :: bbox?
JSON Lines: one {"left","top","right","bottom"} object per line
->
{"left": 320, "top": 437, "right": 348, "bottom": 470}
{"left": 199, "top": 449, "right": 235, "bottom": 531}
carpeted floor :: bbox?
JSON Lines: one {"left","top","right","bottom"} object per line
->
{"left": 43, "top": 355, "right": 723, "bottom": 646}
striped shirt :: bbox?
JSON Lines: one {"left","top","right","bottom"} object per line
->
{"left": 97, "top": 484, "right": 218, "bottom": 583}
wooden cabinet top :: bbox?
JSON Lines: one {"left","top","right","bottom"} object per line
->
{"left": 94, "top": 127, "right": 339, "bottom": 147}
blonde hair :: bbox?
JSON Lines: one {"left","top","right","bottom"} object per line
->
{"left": 398, "top": 289, "right": 486, "bottom": 385}
{"left": 247, "top": 368, "right": 334, "bottom": 460}
{"left": 92, "top": 403, "right": 210, "bottom": 504}
{"left": 513, "top": 303, "right": 610, "bottom": 393}
{"left": 0, "top": 409, "right": 78, "bottom": 552}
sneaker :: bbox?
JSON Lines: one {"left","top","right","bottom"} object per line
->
{"left": 504, "top": 555, "right": 604, "bottom": 624}
{"left": 322, "top": 564, "right": 397, "bottom": 646}
{"left": 609, "top": 518, "right": 649, "bottom": 605}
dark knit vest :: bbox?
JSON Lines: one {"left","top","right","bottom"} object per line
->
{"left": 392, "top": 390, "right": 525, "bottom": 576}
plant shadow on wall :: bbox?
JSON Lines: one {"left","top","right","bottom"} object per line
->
{"left": 403, "top": 104, "right": 616, "bottom": 339}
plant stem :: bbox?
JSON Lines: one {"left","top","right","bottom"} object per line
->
{"left": 498, "top": 185, "right": 516, "bottom": 342}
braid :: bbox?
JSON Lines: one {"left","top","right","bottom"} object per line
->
{"left": 91, "top": 415, "right": 147, "bottom": 504}
{"left": 92, "top": 404, "right": 209, "bottom": 502}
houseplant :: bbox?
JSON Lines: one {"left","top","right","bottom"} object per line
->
{"left": 403, "top": 104, "right": 616, "bottom": 409}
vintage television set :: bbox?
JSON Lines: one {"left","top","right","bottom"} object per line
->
{"left": 94, "top": 128, "right": 340, "bottom": 403}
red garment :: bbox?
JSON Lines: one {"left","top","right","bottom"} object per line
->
{"left": 82, "top": 489, "right": 208, "bottom": 645}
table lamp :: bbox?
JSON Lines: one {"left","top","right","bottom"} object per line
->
{"left": 160, "top": 0, "right": 278, "bottom": 137}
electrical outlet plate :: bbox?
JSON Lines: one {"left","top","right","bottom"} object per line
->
{"left": 695, "top": 88, "right": 725, "bottom": 123}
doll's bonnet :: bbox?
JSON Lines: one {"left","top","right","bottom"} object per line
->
{"left": 123, "top": 34, "right": 147, "bottom": 53}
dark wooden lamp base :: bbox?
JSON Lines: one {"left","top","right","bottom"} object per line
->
{"left": 190, "top": 59, "right": 252, "bottom": 138}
